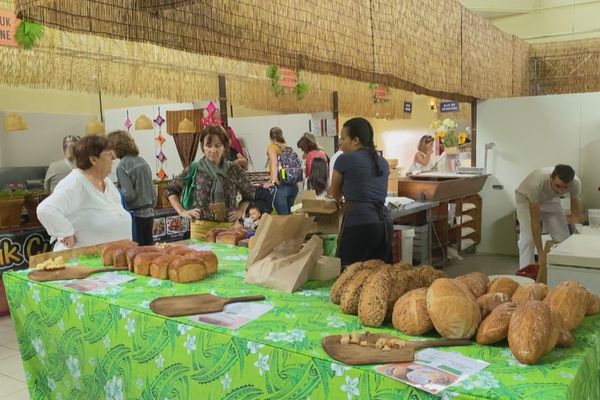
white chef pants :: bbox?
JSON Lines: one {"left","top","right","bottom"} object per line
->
{"left": 516, "top": 199, "right": 570, "bottom": 268}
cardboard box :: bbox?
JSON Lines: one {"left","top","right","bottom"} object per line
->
{"left": 301, "top": 191, "right": 341, "bottom": 234}
{"left": 309, "top": 255, "right": 341, "bottom": 281}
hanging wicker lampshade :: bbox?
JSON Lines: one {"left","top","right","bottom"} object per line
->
{"left": 177, "top": 118, "right": 196, "bottom": 133}
{"left": 84, "top": 119, "right": 106, "bottom": 136}
{"left": 135, "top": 114, "right": 154, "bottom": 130}
{"left": 4, "top": 112, "right": 28, "bottom": 132}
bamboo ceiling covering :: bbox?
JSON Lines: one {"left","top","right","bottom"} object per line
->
{"left": 14, "top": 0, "right": 530, "bottom": 102}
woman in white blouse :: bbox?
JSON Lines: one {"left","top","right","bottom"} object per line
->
{"left": 37, "top": 135, "right": 132, "bottom": 251}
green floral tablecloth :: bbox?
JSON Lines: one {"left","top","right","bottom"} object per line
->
{"left": 3, "top": 242, "right": 600, "bottom": 400}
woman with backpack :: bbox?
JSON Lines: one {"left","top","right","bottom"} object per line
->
{"left": 328, "top": 117, "right": 392, "bottom": 267}
{"left": 166, "top": 125, "right": 255, "bottom": 240}
{"left": 267, "top": 127, "right": 302, "bottom": 215}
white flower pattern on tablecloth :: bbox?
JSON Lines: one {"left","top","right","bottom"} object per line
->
{"left": 76, "top": 303, "right": 84, "bottom": 319}
{"left": 138, "top": 300, "right": 151, "bottom": 308}
{"left": 177, "top": 324, "right": 192, "bottom": 336}
{"left": 285, "top": 313, "right": 296, "bottom": 319}
{"left": 221, "top": 373, "right": 232, "bottom": 389}
{"left": 89, "top": 357, "right": 95, "bottom": 366}
{"left": 70, "top": 294, "right": 81, "bottom": 303}
{"left": 513, "top": 375, "right": 527, "bottom": 381}
{"left": 32, "top": 338, "right": 45, "bottom": 358}
{"left": 439, "top": 391, "right": 460, "bottom": 400}
{"left": 104, "top": 335, "right": 111, "bottom": 349}
{"left": 558, "top": 371, "right": 575, "bottom": 379}
{"left": 247, "top": 341, "right": 264, "bottom": 354}
{"left": 296, "top": 290, "right": 328, "bottom": 298}
{"left": 47, "top": 377, "right": 56, "bottom": 390}
{"left": 254, "top": 353, "right": 270, "bottom": 376}
{"left": 184, "top": 335, "right": 197, "bottom": 354}
{"left": 32, "top": 289, "right": 40, "bottom": 304}
{"left": 136, "top": 378, "right": 144, "bottom": 388}
{"left": 56, "top": 394, "right": 62, "bottom": 400}
{"left": 120, "top": 309, "right": 131, "bottom": 319}
{"left": 105, "top": 375, "right": 124, "bottom": 400}
{"left": 501, "top": 349, "right": 527, "bottom": 368}
{"left": 125, "top": 318, "right": 135, "bottom": 336}
{"left": 66, "top": 356, "right": 81, "bottom": 379}
{"left": 340, "top": 376, "right": 359, "bottom": 400}
{"left": 460, "top": 371, "right": 500, "bottom": 391}
{"left": 326, "top": 316, "right": 345, "bottom": 328}
{"left": 57, "top": 320, "right": 65, "bottom": 331}
{"left": 331, "top": 363, "right": 351, "bottom": 377}
{"left": 289, "top": 329, "right": 305, "bottom": 342}
{"left": 155, "top": 354, "right": 165, "bottom": 368}
{"left": 265, "top": 332, "right": 289, "bottom": 342}
{"left": 148, "top": 278, "right": 162, "bottom": 287}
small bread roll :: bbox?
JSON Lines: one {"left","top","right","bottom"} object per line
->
{"left": 511, "top": 283, "right": 548, "bottom": 305}
{"left": 340, "top": 269, "right": 372, "bottom": 315}
{"left": 476, "top": 292, "right": 508, "bottom": 319}
{"left": 488, "top": 277, "right": 520, "bottom": 300}
{"left": 392, "top": 288, "right": 432, "bottom": 336}
{"left": 544, "top": 281, "right": 588, "bottom": 331}
{"left": 508, "top": 300, "right": 553, "bottom": 364}
{"left": 475, "top": 302, "right": 517, "bottom": 345}
{"left": 455, "top": 272, "right": 489, "bottom": 298}
{"left": 358, "top": 269, "right": 392, "bottom": 327}
{"left": 426, "top": 278, "right": 481, "bottom": 339}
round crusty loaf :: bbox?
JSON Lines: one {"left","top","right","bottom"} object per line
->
{"left": 546, "top": 309, "right": 562, "bottom": 353}
{"left": 330, "top": 262, "right": 364, "bottom": 304}
{"left": 426, "top": 278, "right": 481, "bottom": 339}
{"left": 475, "top": 302, "right": 517, "bottom": 345}
{"left": 587, "top": 293, "right": 600, "bottom": 315}
{"left": 358, "top": 268, "right": 392, "bottom": 327}
{"left": 511, "top": 283, "right": 548, "bottom": 305}
{"left": 392, "top": 288, "right": 432, "bottom": 336}
{"left": 340, "top": 269, "right": 373, "bottom": 315}
{"left": 488, "top": 277, "right": 520, "bottom": 300}
{"left": 455, "top": 272, "right": 489, "bottom": 298}
{"left": 476, "top": 292, "right": 508, "bottom": 319}
{"left": 543, "top": 281, "right": 587, "bottom": 331}
{"left": 508, "top": 300, "right": 553, "bottom": 364}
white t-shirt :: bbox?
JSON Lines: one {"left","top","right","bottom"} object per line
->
{"left": 408, "top": 151, "right": 435, "bottom": 173}
{"left": 515, "top": 167, "right": 581, "bottom": 204}
{"left": 37, "top": 169, "right": 132, "bottom": 251}
{"left": 328, "top": 150, "right": 343, "bottom": 185}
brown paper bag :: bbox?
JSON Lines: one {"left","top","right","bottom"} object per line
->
{"left": 245, "top": 235, "right": 323, "bottom": 292}
{"left": 245, "top": 213, "right": 313, "bottom": 269}
{"left": 309, "top": 255, "right": 341, "bottom": 281}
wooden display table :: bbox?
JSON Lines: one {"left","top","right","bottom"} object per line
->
{"left": 396, "top": 173, "right": 490, "bottom": 266}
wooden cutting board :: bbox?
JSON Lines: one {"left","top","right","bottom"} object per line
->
{"left": 150, "top": 294, "right": 266, "bottom": 317}
{"left": 322, "top": 333, "right": 471, "bottom": 365}
{"left": 28, "top": 266, "right": 128, "bottom": 282}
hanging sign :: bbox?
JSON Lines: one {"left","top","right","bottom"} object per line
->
{"left": 404, "top": 101, "right": 412, "bottom": 113}
{"left": 279, "top": 68, "right": 297, "bottom": 89}
{"left": 373, "top": 86, "right": 388, "bottom": 102}
{"left": 440, "top": 101, "right": 460, "bottom": 113}
{"left": 0, "top": 11, "right": 19, "bottom": 47}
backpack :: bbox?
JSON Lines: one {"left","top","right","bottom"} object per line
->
{"left": 180, "top": 161, "right": 199, "bottom": 210}
{"left": 277, "top": 146, "right": 303, "bottom": 184}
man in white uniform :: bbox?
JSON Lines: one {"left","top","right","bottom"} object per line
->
{"left": 515, "top": 164, "right": 581, "bottom": 269}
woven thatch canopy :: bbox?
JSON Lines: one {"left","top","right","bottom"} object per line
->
{"left": 14, "top": 0, "right": 530, "bottom": 102}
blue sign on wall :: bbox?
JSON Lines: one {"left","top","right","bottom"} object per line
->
{"left": 403, "top": 101, "right": 412, "bottom": 113}
{"left": 440, "top": 101, "right": 460, "bottom": 112}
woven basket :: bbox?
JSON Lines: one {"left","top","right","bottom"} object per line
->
{"left": 0, "top": 198, "right": 25, "bottom": 228}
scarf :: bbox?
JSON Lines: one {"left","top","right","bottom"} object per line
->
{"left": 197, "top": 156, "right": 231, "bottom": 203}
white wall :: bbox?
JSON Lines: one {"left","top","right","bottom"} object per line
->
{"left": 476, "top": 92, "right": 600, "bottom": 255}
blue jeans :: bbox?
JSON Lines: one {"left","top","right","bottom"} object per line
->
{"left": 273, "top": 183, "right": 298, "bottom": 215}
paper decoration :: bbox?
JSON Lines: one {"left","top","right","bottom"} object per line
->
{"left": 200, "top": 101, "right": 222, "bottom": 128}
{"left": 124, "top": 110, "right": 132, "bottom": 131}
{"left": 154, "top": 107, "right": 168, "bottom": 180}
{"left": 155, "top": 133, "right": 166, "bottom": 145}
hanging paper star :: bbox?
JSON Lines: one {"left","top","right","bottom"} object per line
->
{"left": 154, "top": 107, "right": 165, "bottom": 127}
{"left": 156, "top": 151, "right": 167, "bottom": 163}
{"left": 155, "top": 133, "right": 166, "bottom": 145}
{"left": 206, "top": 101, "right": 217, "bottom": 117}
{"left": 156, "top": 168, "right": 168, "bottom": 180}
{"left": 124, "top": 110, "right": 132, "bottom": 131}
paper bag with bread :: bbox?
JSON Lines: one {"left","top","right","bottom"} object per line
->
{"left": 245, "top": 213, "right": 323, "bottom": 292}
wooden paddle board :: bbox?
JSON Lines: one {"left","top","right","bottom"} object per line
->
{"left": 28, "top": 266, "right": 128, "bottom": 282}
{"left": 150, "top": 294, "right": 266, "bottom": 317}
{"left": 322, "top": 333, "right": 470, "bottom": 365}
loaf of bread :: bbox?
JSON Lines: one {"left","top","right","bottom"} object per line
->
{"left": 546, "top": 309, "right": 562, "bottom": 353}
{"left": 330, "top": 262, "right": 369, "bottom": 304}
{"left": 340, "top": 269, "right": 373, "bottom": 315}
{"left": 150, "top": 254, "right": 182, "bottom": 280}
{"left": 426, "top": 278, "right": 481, "bottom": 339}
{"left": 488, "top": 277, "right": 520, "bottom": 300}
{"left": 101, "top": 241, "right": 137, "bottom": 265}
{"left": 216, "top": 231, "right": 239, "bottom": 245}
{"left": 455, "top": 272, "right": 489, "bottom": 298}
{"left": 477, "top": 292, "right": 508, "bottom": 319}
{"left": 112, "top": 249, "right": 130, "bottom": 268}
{"left": 193, "top": 251, "right": 218, "bottom": 274}
{"left": 475, "top": 302, "right": 517, "bottom": 345}
{"left": 543, "top": 281, "right": 588, "bottom": 331}
{"left": 511, "top": 283, "right": 548, "bottom": 305}
{"left": 417, "top": 265, "right": 447, "bottom": 287}
{"left": 358, "top": 268, "right": 392, "bottom": 327}
{"left": 587, "top": 292, "right": 600, "bottom": 315}
{"left": 126, "top": 246, "right": 162, "bottom": 271}
{"left": 556, "top": 329, "right": 574, "bottom": 347}
{"left": 205, "top": 228, "right": 227, "bottom": 242}
{"left": 508, "top": 300, "right": 553, "bottom": 364}
{"left": 165, "top": 246, "right": 197, "bottom": 256}
{"left": 393, "top": 288, "right": 433, "bottom": 336}
{"left": 168, "top": 258, "right": 208, "bottom": 283}
{"left": 133, "top": 252, "right": 165, "bottom": 276}
{"left": 386, "top": 267, "right": 411, "bottom": 319}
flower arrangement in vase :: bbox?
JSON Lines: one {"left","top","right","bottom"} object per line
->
{"left": 431, "top": 118, "right": 468, "bottom": 153}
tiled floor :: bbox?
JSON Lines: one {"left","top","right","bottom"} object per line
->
{"left": 0, "top": 253, "right": 518, "bottom": 400}
{"left": 0, "top": 316, "right": 28, "bottom": 399}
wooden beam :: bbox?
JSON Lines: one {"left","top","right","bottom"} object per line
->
{"left": 218, "top": 74, "right": 228, "bottom": 126}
